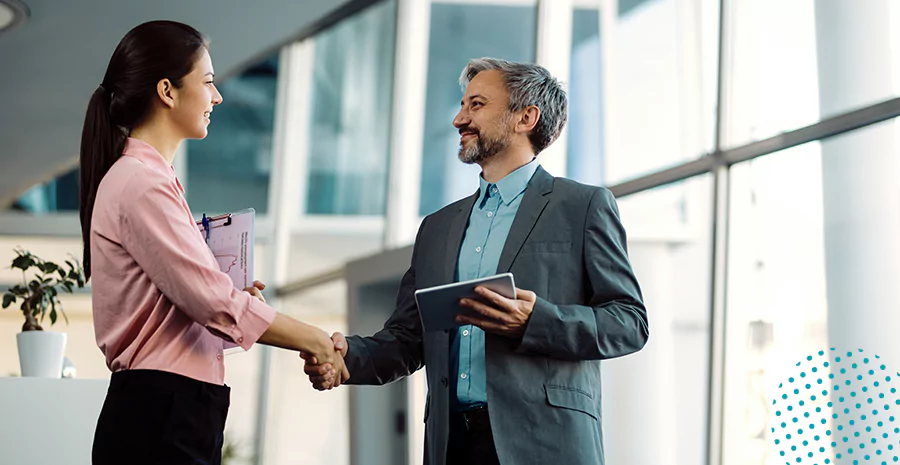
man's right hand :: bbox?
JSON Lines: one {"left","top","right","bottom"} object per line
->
{"left": 301, "top": 332, "right": 350, "bottom": 391}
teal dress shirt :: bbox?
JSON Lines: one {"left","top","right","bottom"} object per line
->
{"left": 450, "top": 158, "right": 539, "bottom": 412}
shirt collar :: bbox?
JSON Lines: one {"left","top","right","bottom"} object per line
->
{"left": 478, "top": 158, "right": 540, "bottom": 206}
{"left": 122, "top": 137, "right": 184, "bottom": 193}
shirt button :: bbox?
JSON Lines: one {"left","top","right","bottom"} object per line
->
{"left": 486, "top": 211, "right": 494, "bottom": 218}
{"left": 463, "top": 329, "right": 470, "bottom": 337}
{"left": 492, "top": 187, "right": 498, "bottom": 194}
{"left": 216, "top": 352, "right": 222, "bottom": 360}
{"left": 441, "top": 377, "right": 449, "bottom": 387}
{"left": 475, "top": 246, "right": 482, "bottom": 253}
{"left": 460, "top": 373, "right": 468, "bottom": 380}
{"left": 237, "top": 337, "right": 243, "bottom": 344}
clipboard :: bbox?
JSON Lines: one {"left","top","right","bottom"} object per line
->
{"left": 197, "top": 208, "right": 255, "bottom": 290}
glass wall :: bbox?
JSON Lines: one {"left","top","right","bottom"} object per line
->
{"left": 305, "top": 0, "right": 398, "bottom": 215}
{"left": 722, "top": 116, "right": 900, "bottom": 465}
{"left": 418, "top": 2, "right": 537, "bottom": 215}
{"left": 11, "top": 167, "right": 79, "bottom": 213}
{"left": 187, "top": 55, "right": 279, "bottom": 215}
{"left": 567, "top": 7, "right": 604, "bottom": 186}
{"left": 602, "top": 0, "right": 719, "bottom": 185}
{"left": 612, "top": 174, "right": 713, "bottom": 465}
{"left": 724, "top": 0, "right": 900, "bottom": 148}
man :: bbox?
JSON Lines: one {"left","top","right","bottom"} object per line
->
{"left": 304, "top": 58, "right": 649, "bottom": 465}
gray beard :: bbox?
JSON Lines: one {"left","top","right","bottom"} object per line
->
{"left": 458, "top": 133, "right": 511, "bottom": 165}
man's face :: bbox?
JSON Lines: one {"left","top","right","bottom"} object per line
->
{"left": 453, "top": 70, "right": 514, "bottom": 165}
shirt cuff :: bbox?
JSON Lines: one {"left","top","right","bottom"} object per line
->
{"left": 233, "top": 296, "right": 277, "bottom": 351}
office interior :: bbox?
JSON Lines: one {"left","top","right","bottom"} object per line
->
{"left": 1, "top": 0, "right": 900, "bottom": 464}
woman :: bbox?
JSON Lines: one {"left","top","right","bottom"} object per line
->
{"left": 81, "top": 21, "right": 342, "bottom": 464}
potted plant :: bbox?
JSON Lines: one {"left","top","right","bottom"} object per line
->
{"left": 2, "top": 248, "right": 85, "bottom": 378}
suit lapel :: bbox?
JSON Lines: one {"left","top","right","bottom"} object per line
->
{"left": 442, "top": 190, "right": 480, "bottom": 283}
{"left": 497, "top": 166, "right": 554, "bottom": 273}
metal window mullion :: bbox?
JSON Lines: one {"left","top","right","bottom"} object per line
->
{"left": 706, "top": 0, "right": 732, "bottom": 462}
{"left": 252, "top": 39, "right": 316, "bottom": 465}
{"left": 384, "top": 0, "right": 430, "bottom": 249}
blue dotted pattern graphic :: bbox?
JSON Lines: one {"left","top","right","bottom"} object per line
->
{"left": 772, "top": 349, "right": 900, "bottom": 465}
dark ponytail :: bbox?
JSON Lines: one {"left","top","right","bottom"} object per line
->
{"left": 79, "top": 21, "right": 207, "bottom": 280}
{"left": 79, "top": 86, "right": 126, "bottom": 279}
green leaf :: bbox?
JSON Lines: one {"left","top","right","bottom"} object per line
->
{"left": 2, "top": 294, "right": 14, "bottom": 309}
{"left": 11, "top": 284, "right": 27, "bottom": 296}
{"left": 49, "top": 309, "right": 57, "bottom": 325}
{"left": 61, "top": 308, "right": 69, "bottom": 326}
{"left": 63, "top": 282, "right": 73, "bottom": 293}
{"left": 57, "top": 269, "right": 66, "bottom": 280}
{"left": 28, "top": 280, "right": 40, "bottom": 291}
{"left": 11, "top": 254, "right": 34, "bottom": 271}
{"left": 41, "top": 262, "right": 59, "bottom": 274}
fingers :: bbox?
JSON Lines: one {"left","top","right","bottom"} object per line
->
{"left": 515, "top": 287, "right": 536, "bottom": 302}
{"left": 331, "top": 361, "right": 345, "bottom": 388}
{"left": 242, "top": 286, "right": 266, "bottom": 303}
{"left": 456, "top": 314, "right": 507, "bottom": 334}
{"left": 253, "top": 280, "right": 266, "bottom": 290}
{"left": 303, "top": 361, "right": 333, "bottom": 376}
{"left": 473, "top": 287, "right": 517, "bottom": 313}
{"left": 298, "top": 352, "right": 319, "bottom": 365}
{"left": 331, "top": 332, "right": 348, "bottom": 357}
{"left": 460, "top": 297, "right": 514, "bottom": 324}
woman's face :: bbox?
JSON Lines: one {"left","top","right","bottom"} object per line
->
{"left": 171, "top": 48, "right": 223, "bottom": 139}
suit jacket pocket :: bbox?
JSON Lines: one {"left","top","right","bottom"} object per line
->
{"left": 521, "top": 241, "right": 572, "bottom": 254}
{"left": 545, "top": 384, "right": 598, "bottom": 421}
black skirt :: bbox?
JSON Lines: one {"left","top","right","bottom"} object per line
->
{"left": 92, "top": 369, "right": 230, "bottom": 465}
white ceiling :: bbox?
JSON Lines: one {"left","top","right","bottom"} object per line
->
{"left": 0, "top": 0, "right": 362, "bottom": 205}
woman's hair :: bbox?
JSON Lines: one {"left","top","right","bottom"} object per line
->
{"left": 79, "top": 21, "right": 207, "bottom": 279}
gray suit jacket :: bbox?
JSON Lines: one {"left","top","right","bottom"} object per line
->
{"left": 344, "top": 166, "right": 649, "bottom": 465}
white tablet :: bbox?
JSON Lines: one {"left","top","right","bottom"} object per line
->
{"left": 414, "top": 273, "right": 516, "bottom": 332}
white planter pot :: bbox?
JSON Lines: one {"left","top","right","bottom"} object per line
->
{"left": 16, "top": 331, "right": 67, "bottom": 378}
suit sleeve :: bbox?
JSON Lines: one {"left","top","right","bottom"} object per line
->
{"left": 516, "top": 187, "right": 649, "bottom": 360}
{"left": 342, "top": 219, "right": 427, "bottom": 385}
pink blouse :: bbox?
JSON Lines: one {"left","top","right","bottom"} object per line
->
{"left": 89, "top": 138, "right": 276, "bottom": 385}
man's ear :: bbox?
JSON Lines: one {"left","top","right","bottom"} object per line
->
{"left": 515, "top": 105, "right": 541, "bottom": 134}
{"left": 157, "top": 78, "right": 176, "bottom": 109}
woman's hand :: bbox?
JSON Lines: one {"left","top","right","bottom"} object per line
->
{"left": 242, "top": 280, "right": 266, "bottom": 303}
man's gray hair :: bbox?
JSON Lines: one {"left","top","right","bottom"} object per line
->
{"left": 459, "top": 57, "right": 568, "bottom": 155}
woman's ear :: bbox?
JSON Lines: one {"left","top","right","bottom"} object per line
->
{"left": 157, "top": 78, "right": 176, "bottom": 109}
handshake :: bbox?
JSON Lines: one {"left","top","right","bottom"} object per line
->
{"left": 299, "top": 332, "right": 350, "bottom": 391}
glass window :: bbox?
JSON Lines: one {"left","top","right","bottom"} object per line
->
{"left": 722, "top": 117, "right": 900, "bottom": 464}
{"left": 610, "top": 174, "right": 712, "bottom": 465}
{"left": 603, "top": 0, "right": 719, "bottom": 185}
{"left": 723, "top": 0, "right": 900, "bottom": 148}
{"left": 567, "top": 7, "right": 604, "bottom": 186}
{"left": 10, "top": 167, "right": 79, "bottom": 214}
{"left": 419, "top": 3, "right": 538, "bottom": 216}
{"left": 305, "top": 0, "right": 398, "bottom": 215}
{"left": 186, "top": 55, "right": 279, "bottom": 215}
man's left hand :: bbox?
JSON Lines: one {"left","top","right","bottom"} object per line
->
{"left": 456, "top": 286, "right": 536, "bottom": 339}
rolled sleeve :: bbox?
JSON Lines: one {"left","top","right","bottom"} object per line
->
{"left": 120, "top": 176, "right": 276, "bottom": 350}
